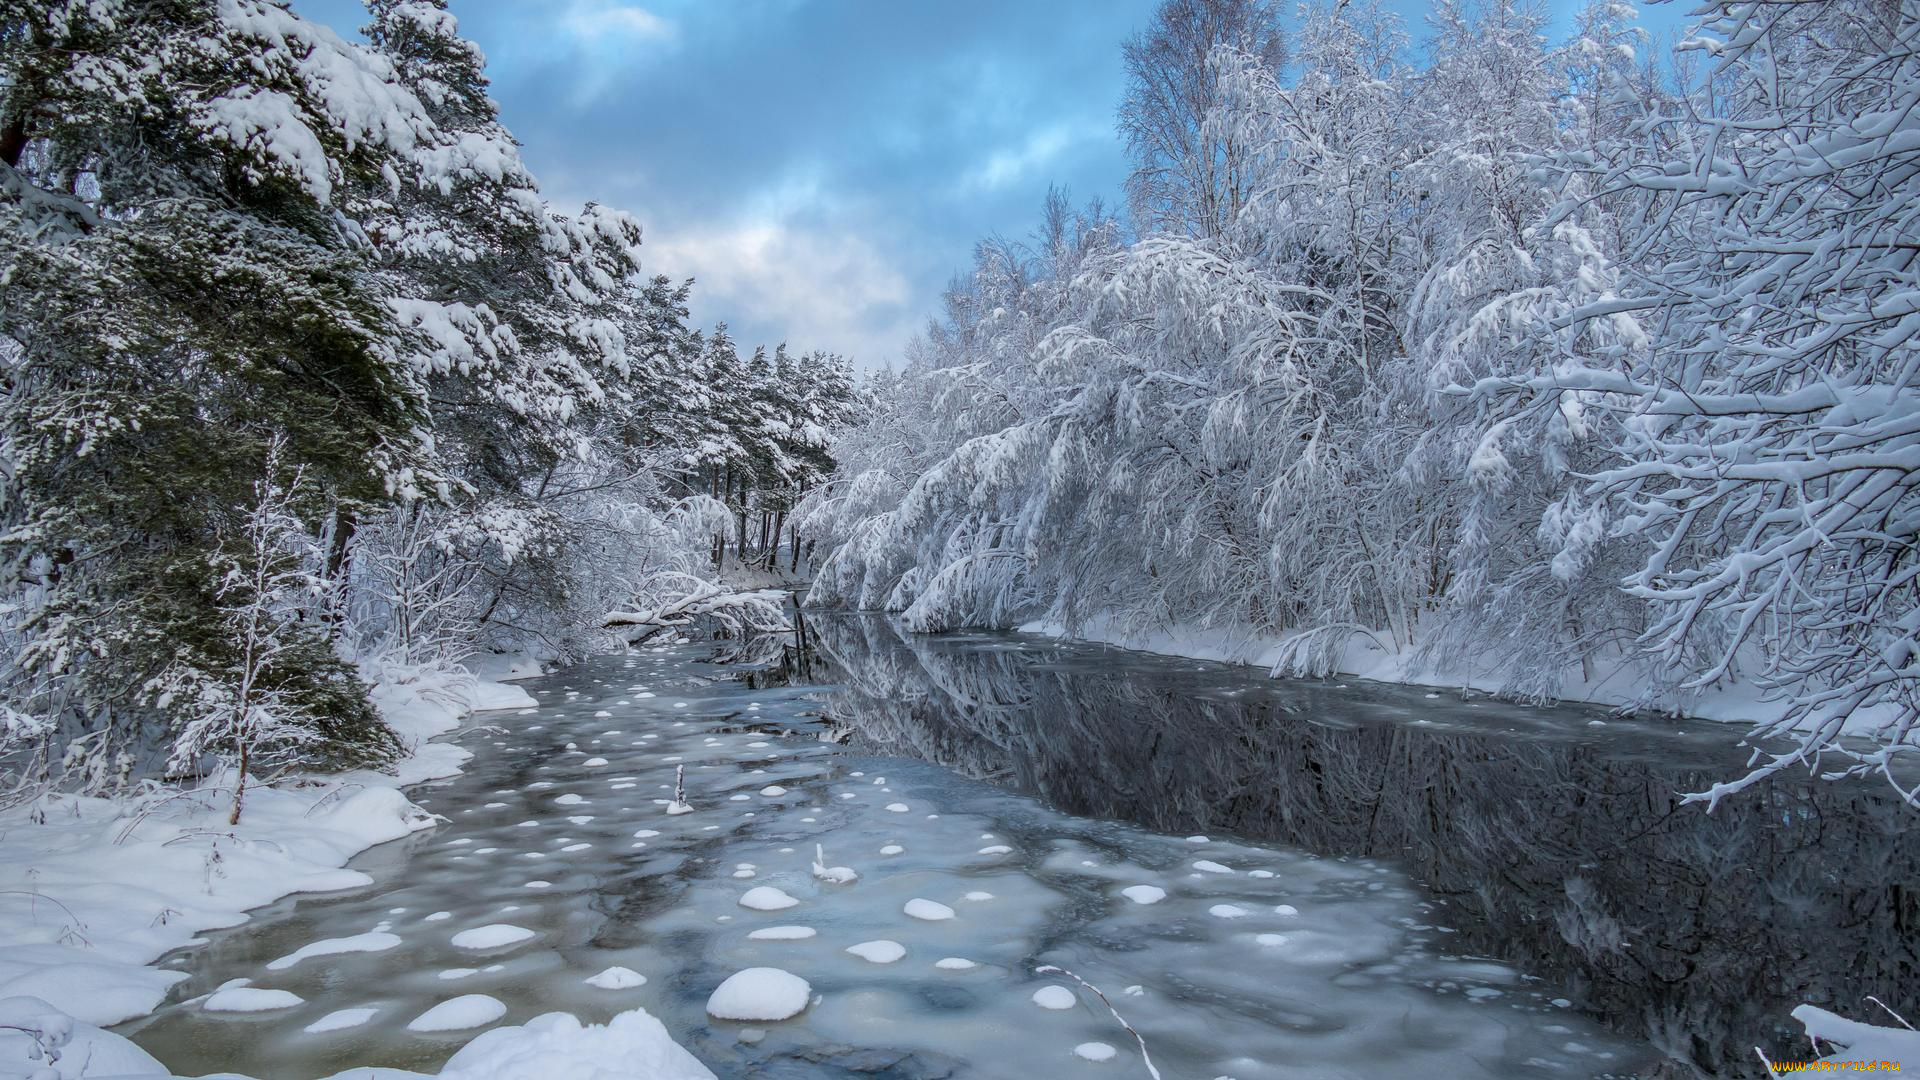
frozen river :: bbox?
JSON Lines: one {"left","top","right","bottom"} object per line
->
{"left": 118, "top": 614, "right": 1912, "bottom": 1078}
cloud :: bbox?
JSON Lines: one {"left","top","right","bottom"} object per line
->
{"left": 538, "top": 1, "right": 678, "bottom": 105}
{"left": 959, "top": 119, "right": 1109, "bottom": 193}
{"left": 644, "top": 218, "right": 921, "bottom": 369}
{"left": 559, "top": 0, "right": 674, "bottom": 43}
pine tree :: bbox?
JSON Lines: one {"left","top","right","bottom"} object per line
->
{"left": 353, "top": 0, "right": 648, "bottom": 654}
{"left": 0, "top": 0, "right": 444, "bottom": 767}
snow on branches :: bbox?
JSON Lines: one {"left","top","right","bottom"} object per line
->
{"left": 802, "top": 0, "right": 1920, "bottom": 806}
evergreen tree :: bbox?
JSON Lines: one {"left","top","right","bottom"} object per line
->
{"left": 0, "top": 0, "right": 445, "bottom": 768}
{"left": 353, "top": 0, "right": 648, "bottom": 655}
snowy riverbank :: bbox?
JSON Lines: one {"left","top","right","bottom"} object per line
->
{"left": 1016, "top": 615, "right": 1803, "bottom": 728}
{"left": 0, "top": 659, "right": 712, "bottom": 1079}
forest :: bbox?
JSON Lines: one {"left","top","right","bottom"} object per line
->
{"left": 1, "top": 0, "right": 1915, "bottom": 1077}
{"left": 798, "top": 0, "right": 1920, "bottom": 809}
{"left": 0, "top": 0, "right": 860, "bottom": 805}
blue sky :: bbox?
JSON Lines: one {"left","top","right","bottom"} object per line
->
{"left": 293, "top": 0, "right": 1693, "bottom": 369}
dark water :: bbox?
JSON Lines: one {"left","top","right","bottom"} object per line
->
{"left": 802, "top": 613, "right": 1920, "bottom": 1079}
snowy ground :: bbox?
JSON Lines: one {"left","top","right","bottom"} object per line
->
{"left": 0, "top": 661, "right": 712, "bottom": 1079}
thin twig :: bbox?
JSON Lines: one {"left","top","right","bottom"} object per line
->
{"left": 1866, "top": 996, "right": 1916, "bottom": 1031}
{"left": 1034, "top": 965, "right": 1162, "bottom": 1079}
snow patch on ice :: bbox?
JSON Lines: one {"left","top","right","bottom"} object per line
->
{"left": 305, "top": 1006, "right": 379, "bottom": 1033}
{"left": 451, "top": 924, "right": 535, "bottom": 950}
{"left": 845, "top": 940, "right": 906, "bottom": 964}
{"left": 706, "top": 968, "right": 812, "bottom": 1021}
{"left": 585, "top": 967, "right": 647, "bottom": 990}
{"left": 738, "top": 887, "right": 801, "bottom": 911}
{"left": 267, "top": 931, "right": 402, "bottom": 971}
{"left": 1031, "top": 985, "right": 1077, "bottom": 1010}
{"left": 409, "top": 994, "right": 507, "bottom": 1032}
{"left": 204, "top": 986, "right": 304, "bottom": 1013}
{"left": 903, "top": 898, "right": 955, "bottom": 921}
{"left": 747, "top": 926, "right": 817, "bottom": 941}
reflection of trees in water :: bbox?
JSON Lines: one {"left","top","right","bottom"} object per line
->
{"left": 808, "top": 614, "right": 1920, "bottom": 1079}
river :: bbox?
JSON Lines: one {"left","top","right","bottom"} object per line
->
{"left": 116, "top": 612, "right": 1915, "bottom": 1079}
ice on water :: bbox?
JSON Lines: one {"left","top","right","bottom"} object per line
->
{"left": 122, "top": 647, "right": 1644, "bottom": 1080}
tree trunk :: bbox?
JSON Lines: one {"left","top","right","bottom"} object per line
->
{"left": 1, "top": 115, "right": 26, "bottom": 169}
{"left": 325, "top": 509, "right": 358, "bottom": 582}
{"left": 735, "top": 488, "right": 749, "bottom": 561}
{"left": 764, "top": 509, "right": 786, "bottom": 570}
{"left": 229, "top": 742, "right": 249, "bottom": 826}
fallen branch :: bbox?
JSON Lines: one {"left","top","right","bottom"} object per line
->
{"left": 1034, "top": 964, "right": 1162, "bottom": 1079}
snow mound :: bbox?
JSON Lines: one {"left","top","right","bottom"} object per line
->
{"left": 435, "top": 1007, "right": 716, "bottom": 1080}
{"left": 305, "top": 1006, "right": 379, "bottom": 1033}
{"left": 845, "top": 940, "right": 906, "bottom": 964}
{"left": 747, "top": 926, "right": 817, "bottom": 941}
{"left": 1032, "top": 985, "right": 1077, "bottom": 1010}
{"left": 451, "top": 924, "right": 536, "bottom": 950}
{"left": 585, "top": 967, "right": 647, "bottom": 990}
{"left": 706, "top": 968, "right": 812, "bottom": 1021}
{"left": 934, "top": 957, "right": 978, "bottom": 970}
{"left": 0, "top": 995, "right": 167, "bottom": 1078}
{"left": 1792, "top": 1005, "right": 1920, "bottom": 1071}
{"left": 811, "top": 843, "right": 858, "bottom": 884}
{"left": 1121, "top": 885, "right": 1166, "bottom": 904}
{"left": 1074, "top": 1041, "right": 1118, "bottom": 1062}
{"left": 409, "top": 994, "right": 507, "bottom": 1032}
{"left": 267, "top": 931, "right": 402, "bottom": 970}
{"left": 738, "top": 886, "right": 801, "bottom": 911}
{"left": 904, "top": 898, "right": 955, "bottom": 921}
{"left": 204, "top": 986, "right": 304, "bottom": 1012}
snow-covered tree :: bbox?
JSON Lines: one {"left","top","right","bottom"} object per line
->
{"left": 801, "top": 0, "right": 1920, "bottom": 807}
{"left": 160, "top": 441, "right": 387, "bottom": 823}
{"left": 1120, "top": 0, "right": 1288, "bottom": 238}
{"left": 0, "top": 0, "right": 443, "bottom": 765}
{"left": 1471, "top": 0, "right": 1920, "bottom": 801}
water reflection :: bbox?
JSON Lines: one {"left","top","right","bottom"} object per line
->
{"left": 806, "top": 613, "right": 1920, "bottom": 1079}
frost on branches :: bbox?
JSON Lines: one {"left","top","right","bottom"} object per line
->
{"left": 801, "top": 0, "right": 1920, "bottom": 806}
{"left": 0, "top": 0, "right": 857, "bottom": 793}
{"left": 157, "top": 441, "right": 392, "bottom": 824}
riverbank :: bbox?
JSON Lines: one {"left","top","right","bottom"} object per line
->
{"left": 1015, "top": 614, "right": 1810, "bottom": 729}
{"left": 0, "top": 660, "right": 699, "bottom": 1079}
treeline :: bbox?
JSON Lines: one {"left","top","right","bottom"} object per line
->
{"left": 0, "top": 0, "right": 858, "bottom": 792}
{"left": 662, "top": 330, "right": 858, "bottom": 572}
{"left": 799, "top": 0, "right": 1920, "bottom": 802}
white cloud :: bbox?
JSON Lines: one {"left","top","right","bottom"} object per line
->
{"left": 959, "top": 120, "right": 1106, "bottom": 193}
{"left": 645, "top": 219, "right": 920, "bottom": 369}
{"left": 539, "top": 1, "right": 678, "bottom": 105}
{"left": 559, "top": 0, "right": 674, "bottom": 43}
